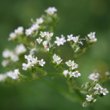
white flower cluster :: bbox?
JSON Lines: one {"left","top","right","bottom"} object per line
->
{"left": 63, "top": 60, "right": 81, "bottom": 78}
{"left": 54, "top": 34, "right": 80, "bottom": 47}
{"left": 22, "top": 54, "right": 46, "bottom": 70}
{"left": 2, "top": 44, "right": 26, "bottom": 67}
{"left": 87, "top": 32, "right": 97, "bottom": 43}
{"left": 36, "top": 31, "right": 54, "bottom": 51}
{"left": 9, "top": 26, "right": 24, "bottom": 40}
{"left": 88, "top": 72, "right": 100, "bottom": 81}
{"left": 52, "top": 54, "right": 62, "bottom": 65}
{"left": 25, "top": 17, "right": 44, "bottom": 36}
{"left": 94, "top": 83, "right": 109, "bottom": 96}
{"left": 67, "top": 34, "right": 79, "bottom": 43}
{"left": 0, "top": 69, "right": 20, "bottom": 81}
{"left": 85, "top": 83, "right": 109, "bottom": 103}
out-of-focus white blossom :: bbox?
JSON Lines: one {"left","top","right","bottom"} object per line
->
{"left": 0, "top": 74, "right": 7, "bottom": 81}
{"left": 38, "top": 59, "right": 46, "bottom": 67}
{"left": 88, "top": 72, "right": 100, "bottom": 81}
{"left": 65, "top": 60, "right": 78, "bottom": 70}
{"left": 36, "top": 37, "right": 43, "bottom": 44}
{"left": 36, "top": 17, "right": 44, "bottom": 24}
{"left": 45, "top": 7, "right": 57, "bottom": 15}
{"left": 9, "top": 26, "right": 24, "bottom": 40}
{"left": 6, "top": 69, "right": 20, "bottom": 80}
{"left": 67, "top": 34, "right": 79, "bottom": 43}
{"left": 52, "top": 54, "right": 62, "bottom": 65}
{"left": 87, "top": 32, "right": 97, "bottom": 43}
{"left": 15, "top": 44, "right": 26, "bottom": 55}
{"left": 86, "top": 95, "right": 94, "bottom": 102}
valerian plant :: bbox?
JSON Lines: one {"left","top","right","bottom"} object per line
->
{"left": 0, "top": 7, "right": 109, "bottom": 107}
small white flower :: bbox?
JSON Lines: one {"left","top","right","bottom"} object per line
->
{"left": 15, "top": 44, "right": 26, "bottom": 55}
{"left": 2, "top": 49, "right": 12, "bottom": 58}
{"left": 15, "top": 26, "right": 24, "bottom": 35}
{"left": 71, "top": 71, "right": 81, "bottom": 78}
{"left": 36, "top": 17, "right": 44, "bottom": 24}
{"left": 25, "top": 28, "right": 33, "bottom": 36}
{"left": 88, "top": 72, "right": 100, "bottom": 81}
{"left": 42, "top": 41, "right": 50, "bottom": 51}
{"left": 0, "top": 74, "right": 7, "bottom": 81}
{"left": 94, "top": 83, "right": 102, "bottom": 90}
{"left": 45, "top": 7, "right": 57, "bottom": 15}
{"left": 1, "top": 60, "right": 9, "bottom": 67}
{"left": 100, "top": 88, "right": 109, "bottom": 96}
{"left": 38, "top": 59, "right": 46, "bottom": 67}
{"left": 87, "top": 32, "right": 97, "bottom": 43}
{"left": 86, "top": 95, "right": 94, "bottom": 102}
{"left": 7, "top": 69, "right": 20, "bottom": 80}
{"left": 22, "top": 63, "right": 30, "bottom": 70}
{"left": 55, "top": 35, "right": 66, "bottom": 46}
{"left": 25, "top": 54, "right": 38, "bottom": 65}
{"left": 9, "top": 33, "right": 16, "bottom": 40}
{"left": 63, "top": 70, "right": 69, "bottom": 77}
{"left": 36, "top": 37, "right": 43, "bottom": 44}
{"left": 25, "top": 23, "right": 39, "bottom": 36}
{"left": 65, "top": 60, "right": 78, "bottom": 70}
{"left": 52, "top": 54, "right": 62, "bottom": 65}
{"left": 40, "top": 31, "right": 53, "bottom": 41}
{"left": 67, "top": 34, "right": 79, "bottom": 43}
{"left": 9, "top": 26, "right": 24, "bottom": 40}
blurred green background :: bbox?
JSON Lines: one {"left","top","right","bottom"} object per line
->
{"left": 0, "top": 0, "right": 110, "bottom": 110}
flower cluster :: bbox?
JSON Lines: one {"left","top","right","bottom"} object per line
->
{"left": 0, "top": 7, "right": 109, "bottom": 108}
{"left": 82, "top": 72, "right": 109, "bottom": 107}
{"left": 63, "top": 60, "right": 81, "bottom": 78}
{"left": 0, "top": 69, "right": 20, "bottom": 81}
{"left": 22, "top": 54, "right": 46, "bottom": 70}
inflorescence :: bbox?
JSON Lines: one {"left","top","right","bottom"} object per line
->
{"left": 0, "top": 7, "right": 109, "bottom": 107}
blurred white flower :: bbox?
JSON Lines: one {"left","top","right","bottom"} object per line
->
{"left": 87, "top": 32, "right": 97, "bottom": 43}
{"left": 52, "top": 54, "right": 62, "bottom": 65}
{"left": 45, "top": 7, "right": 57, "bottom": 15}
{"left": 88, "top": 72, "right": 100, "bottom": 81}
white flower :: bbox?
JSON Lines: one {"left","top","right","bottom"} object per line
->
{"left": 100, "top": 88, "right": 109, "bottom": 96}
{"left": 6, "top": 69, "right": 20, "bottom": 80}
{"left": 25, "top": 54, "right": 38, "bottom": 65}
{"left": 1, "top": 60, "right": 9, "bottom": 67}
{"left": 86, "top": 95, "right": 93, "bottom": 102}
{"left": 40, "top": 31, "right": 53, "bottom": 41}
{"left": 52, "top": 54, "right": 62, "bottom": 65}
{"left": 36, "top": 17, "right": 44, "bottom": 24}
{"left": 88, "top": 72, "right": 100, "bottom": 81}
{"left": 42, "top": 41, "right": 50, "bottom": 51}
{"left": 87, "top": 32, "right": 97, "bottom": 43}
{"left": 65, "top": 60, "right": 78, "bottom": 70}
{"left": 2, "top": 49, "right": 12, "bottom": 58}
{"left": 0, "top": 74, "right": 7, "bottom": 81}
{"left": 25, "top": 28, "right": 33, "bottom": 36}
{"left": 15, "top": 26, "right": 24, "bottom": 35}
{"left": 55, "top": 35, "right": 66, "bottom": 46}
{"left": 94, "top": 83, "right": 102, "bottom": 90}
{"left": 15, "top": 44, "right": 26, "bottom": 55}
{"left": 22, "top": 63, "right": 31, "bottom": 70}
{"left": 9, "top": 33, "right": 16, "bottom": 40}
{"left": 38, "top": 59, "right": 46, "bottom": 67}
{"left": 9, "top": 26, "right": 24, "bottom": 40}
{"left": 36, "top": 37, "right": 43, "bottom": 44}
{"left": 25, "top": 23, "right": 39, "bottom": 36}
{"left": 63, "top": 70, "right": 69, "bottom": 77}
{"left": 67, "top": 34, "right": 79, "bottom": 43}
{"left": 71, "top": 71, "right": 81, "bottom": 78}
{"left": 45, "top": 7, "right": 57, "bottom": 15}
